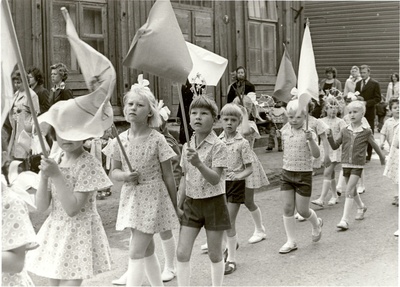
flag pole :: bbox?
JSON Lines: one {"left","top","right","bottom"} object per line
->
{"left": 111, "top": 124, "right": 134, "bottom": 172}
{"left": 176, "top": 83, "right": 191, "bottom": 147}
{"left": 2, "top": 0, "right": 48, "bottom": 158}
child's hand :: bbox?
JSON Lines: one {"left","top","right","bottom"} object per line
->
{"left": 380, "top": 143, "right": 384, "bottom": 150}
{"left": 324, "top": 156, "right": 332, "bottom": 167}
{"left": 187, "top": 148, "right": 201, "bottom": 167}
{"left": 39, "top": 157, "right": 61, "bottom": 178}
{"left": 227, "top": 172, "right": 240, "bottom": 181}
{"left": 325, "top": 128, "right": 332, "bottom": 137}
{"left": 124, "top": 170, "right": 139, "bottom": 184}
{"left": 303, "top": 129, "right": 313, "bottom": 141}
{"left": 176, "top": 208, "right": 184, "bottom": 219}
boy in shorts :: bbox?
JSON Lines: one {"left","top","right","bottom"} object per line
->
{"left": 279, "top": 99, "right": 323, "bottom": 254}
{"left": 327, "top": 100, "right": 385, "bottom": 230}
{"left": 218, "top": 104, "right": 253, "bottom": 275}
{"left": 177, "top": 96, "right": 230, "bottom": 286}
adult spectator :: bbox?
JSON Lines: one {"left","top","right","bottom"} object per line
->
{"left": 49, "top": 63, "right": 73, "bottom": 106}
{"left": 8, "top": 70, "right": 40, "bottom": 161}
{"left": 355, "top": 64, "right": 382, "bottom": 161}
{"left": 227, "top": 66, "right": 255, "bottom": 104}
{"left": 343, "top": 66, "right": 361, "bottom": 97}
{"left": 386, "top": 73, "right": 399, "bottom": 103}
{"left": 319, "top": 66, "right": 342, "bottom": 96}
{"left": 177, "top": 79, "right": 194, "bottom": 144}
{"left": 27, "top": 66, "right": 50, "bottom": 115}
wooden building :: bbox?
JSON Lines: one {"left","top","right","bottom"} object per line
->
{"left": 9, "top": 0, "right": 399, "bottom": 119}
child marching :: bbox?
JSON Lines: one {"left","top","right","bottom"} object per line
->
{"left": 218, "top": 103, "right": 254, "bottom": 275}
{"left": 327, "top": 101, "right": 385, "bottom": 230}
{"left": 279, "top": 99, "right": 323, "bottom": 254}
{"left": 177, "top": 95, "right": 230, "bottom": 286}
{"left": 103, "top": 75, "right": 179, "bottom": 286}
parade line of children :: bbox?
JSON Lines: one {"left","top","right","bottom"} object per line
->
{"left": 2, "top": 74, "right": 397, "bottom": 287}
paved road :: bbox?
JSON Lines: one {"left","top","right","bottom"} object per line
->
{"left": 30, "top": 146, "right": 398, "bottom": 286}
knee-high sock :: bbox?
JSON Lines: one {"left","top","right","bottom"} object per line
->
{"left": 250, "top": 207, "right": 265, "bottom": 232}
{"left": 161, "top": 236, "right": 176, "bottom": 272}
{"left": 336, "top": 170, "right": 345, "bottom": 192}
{"left": 226, "top": 235, "right": 237, "bottom": 263}
{"left": 127, "top": 258, "right": 145, "bottom": 287}
{"left": 177, "top": 261, "right": 190, "bottom": 286}
{"left": 319, "top": 179, "right": 331, "bottom": 201}
{"left": 306, "top": 209, "right": 319, "bottom": 231}
{"left": 282, "top": 215, "right": 296, "bottom": 244}
{"left": 342, "top": 197, "right": 354, "bottom": 222}
{"left": 211, "top": 260, "right": 224, "bottom": 286}
{"left": 144, "top": 253, "right": 163, "bottom": 286}
{"left": 330, "top": 179, "right": 338, "bottom": 197}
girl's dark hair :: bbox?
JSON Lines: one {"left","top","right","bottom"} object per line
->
{"left": 27, "top": 66, "right": 45, "bottom": 85}
{"left": 391, "top": 73, "right": 399, "bottom": 82}
{"left": 11, "top": 70, "right": 27, "bottom": 82}
{"left": 236, "top": 66, "right": 247, "bottom": 79}
{"left": 50, "top": 63, "right": 69, "bottom": 81}
{"left": 389, "top": 98, "right": 399, "bottom": 110}
{"left": 325, "top": 67, "right": 337, "bottom": 78}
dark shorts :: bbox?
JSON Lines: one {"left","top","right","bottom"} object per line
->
{"left": 280, "top": 169, "right": 312, "bottom": 197}
{"left": 226, "top": 180, "right": 246, "bottom": 204}
{"left": 181, "top": 194, "right": 231, "bottom": 231}
{"left": 342, "top": 167, "right": 363, "bottom": 178}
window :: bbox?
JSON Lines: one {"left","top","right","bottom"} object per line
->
{"left": 171, "top": 0, "right": 212, "bottom": 9}
{"left": 247, "top": 0, "right": 277, "bottom": 77}
{"left": 50, "top": 1, "right": 107, "bottom": 74}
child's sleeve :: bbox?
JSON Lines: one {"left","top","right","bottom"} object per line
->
{"left": 2, "top": 193, "right": 38, "bottom": 252}
{"left": 316, "top": 119, "right": 329, "bottom": 135}
{"left": 157, "top": 135, "right": 177, "bottom": 163}
{"left": 212, "top": 141, "right": 227, "bottom": 168}
{"left": 241, "top": 140, "right": 254, "bottom": 165}
{"left": 380, "top": 120, "right": 389, "bottom": 137}
{"left": 74, "top": 154, "right": 113, "bottom": 192}
{"left": 102, "top": 137, "right": 121, "bottom": 162}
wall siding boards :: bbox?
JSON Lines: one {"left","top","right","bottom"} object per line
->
{"left": 304, "top": 1, "right": 400, "bottom": 96}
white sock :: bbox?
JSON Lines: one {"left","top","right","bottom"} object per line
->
{"left": 127, "top": 258, "right": 145, "bottom": 287}
{"left": 342, "top": 197, "right": 354, "bottom": 222}
{"left": 282, "top": 215, "right": 296, "bottom": 244}
{"left": 226, "top": 235, "right": 237, "bottom": 263}
{"left": 330, "top": 179, "right": 338, "bottom": 197}
{"left": 144, "top": 253, "right": 163, "bottom": 286}
{"left": 353, "top": 193, "right": 364, "bottom": 209}
{"left": 210, "top": 260, "right": 224, "bottom": 286}
{"left": 161, "top": 236, "right": 176, "bottom": 272}
{"left": 337, "top": 170, "right": 345, "bottom": 192}
{"left": 250, "top": 207, "right": 265, "bottom": 232}
{"left": 177, "top": 261, "right": 190, "bottom": 286}
{"left": 306, "top": 209, "right": 319, "bottom": 233}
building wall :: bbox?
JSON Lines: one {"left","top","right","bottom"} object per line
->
{"left": 304, "top": 1, "right": 400, "bottom": 96}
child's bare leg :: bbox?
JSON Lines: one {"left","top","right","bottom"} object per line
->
{"left": 226, "top": 202, "right": 240, "bottom": 264}
{"left": 160, "top": 230, "right": 176, "bottom": 281}
{"left": 177, "top": 226, "right": 201, "bottom": 286}
{"left": 245, "top": 188, "right": 266, "bottom": 241}
{"left": 280, "top": 189, "right": 297, "bottom": 251}
{"left": 206, "top": 229, "right": 225, "bottom": 286}
{"left": 338, "top": 174, "right": 360, "bottom": 229}
{"left": 313, "top": 163, "right": 337, "bottom": 206}
{"left": 356, "top": 170, "right": 366, "bottom": 194}
{"left": 144, "top": 238, "right": 163, "bottom": 286}
{"left": 336, "top": 169, "right": 345, "bottom": 195}
{"left": 58, "top": 279, "right": 83, "bottom": 286}
{"left": 127, "top": 229, "right": 154, "bottom": 286}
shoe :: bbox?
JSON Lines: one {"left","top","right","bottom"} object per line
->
{"left": 394, "top": 230, "right": 399, "bottom": 237}
{"left": 112, "top": 271, "right": 127, "bottom": 285}
{"left": 278, "top": 148, "right": 283, "bottom": 152}
{"left": 162, "top": 268, "right": 176, "bottom": 282}
{"left": 266, "top": 147, "right": 273, "bottom": 152}
{"left": 392, "top": 196, "right": 398, "bottom": 206}
{"left": 327, "top": 197, "right": 339, "bottom": 206}
{"left": 224, "top": 261, "right": 237, "bottom": 275}
{"left": 337, "top": 190, "right": 342, "bottom": 197}
{"left": 357, "top": 187, "right": 365, "bottom": 194}
{"left": 355, "top": 205, "right": 367, "bottom": 220}
{"left": 248, "top": 227, "right": 267, "bottom": 244}
{"left": 279, "top": 242, "right": 297, "bottom": 254}
{"left": 311, "top": 199, "right": 324, "bottom": 207}
{"left": 336, "top": 220, "right": 349, "bottom": 230}
{"left": 201, "top": 243, "right": 208, "bottom": 252}
{"left": 312, "top": 218, "right": 323, "bottom": 242}
{"left": 295, "top": 212, "right": 306, "bottom": 222}
{"left": 223, "top": 243, "right": 239, "bottom": 262}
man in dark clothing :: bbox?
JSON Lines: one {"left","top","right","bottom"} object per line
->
{"left": 227, "top": 66, "right": 255, "bottom": 104}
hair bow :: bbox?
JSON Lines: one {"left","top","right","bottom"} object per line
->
{"left": 131, "top": 74, "right": 150, "bottom": 91}
{"left": 157, "top": 100, "right": 171, "bottom": 122}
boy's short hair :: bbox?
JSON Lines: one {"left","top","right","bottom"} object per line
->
{"left": 286, "top": 99, "right": 306, "bottom": 115}
{"left": 189, "top": 95, "right": 218, "bottom": 119}
{"left": 389, "top": 98, "right": 399, "bottom": 110}
{"left": 220, "top": 103, "right": 243, "bottom": 122}
{"left": 347, "top": 100, "right": 366, "bottom": 115}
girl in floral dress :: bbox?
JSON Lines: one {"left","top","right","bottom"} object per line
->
{"left": 103, "top": 75, "right": 179, "bottom": 286}
{"left": 26, "top": 127, "right": 113, "bottom": 286}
